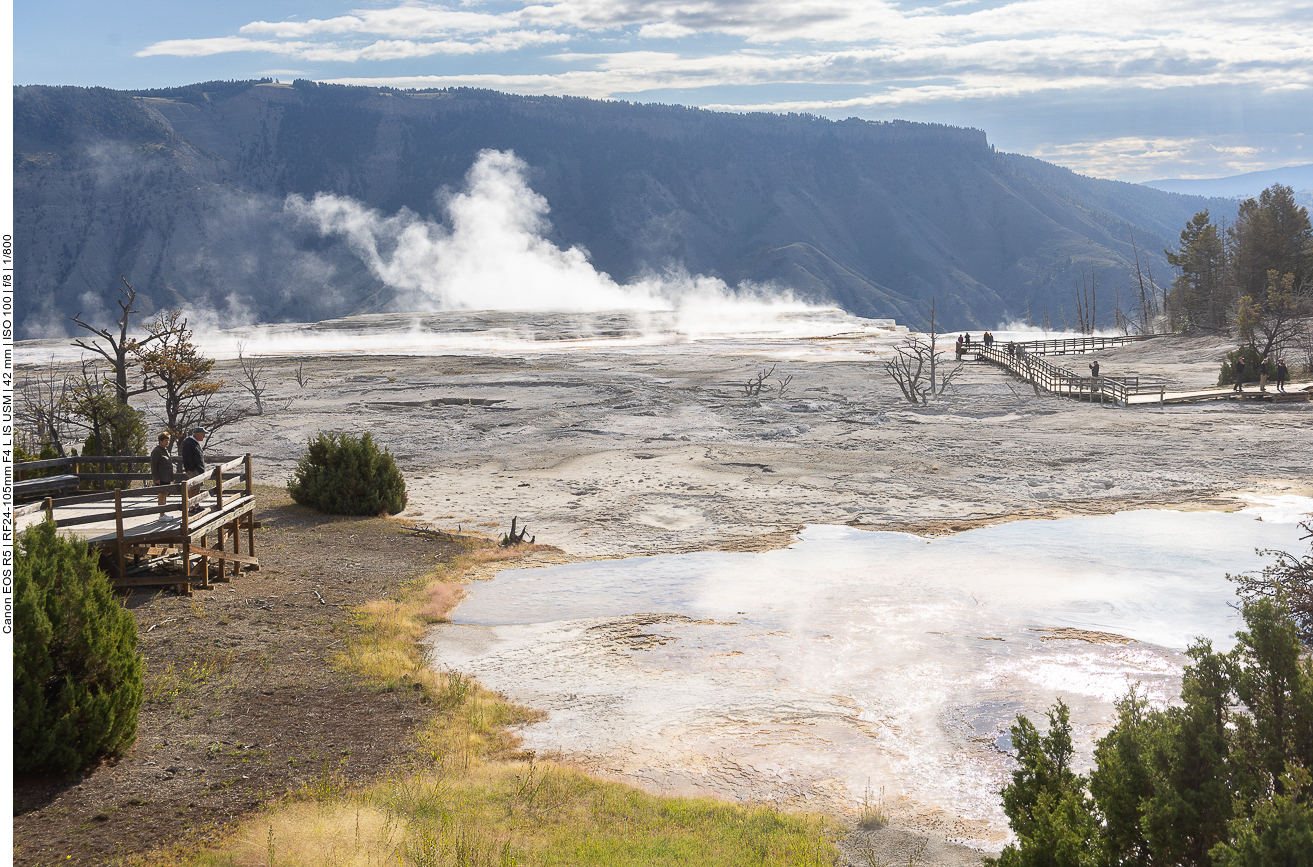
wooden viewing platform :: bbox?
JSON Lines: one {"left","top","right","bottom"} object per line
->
{"left": 15, "top": 454, "right": 260, "bottom": 595}
{"left": 963, "top": 335, "right": 1312, "bottom": 407}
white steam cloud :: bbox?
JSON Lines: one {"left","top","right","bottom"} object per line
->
{"left": 285, "top": 149, "right": 808, "bottom": 320}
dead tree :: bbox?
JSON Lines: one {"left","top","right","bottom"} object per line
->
{"left": 1073, "top": 266, "right": 1097, "bottom": 334}
{"left": 70, "top": 275, "right": 166, "bottom": 406}
{"left": 742, "top": 365, "right": 777, "bottom": 398}
{"left": 501, "top": 516, "right": 535, "bottom": 547}
{"left": 883, "top": 335, "right": 964, "bottom": 404}
{"left": 1128, "top": 231, "right": 1162, "bottom": 335}
{"left": 237, "top": 342, "right": 269, "bottom": 415}
{"left": 294, "top": 361, "right": 309, "bottom": 388}
{"left": 882, "top": 297, "right": 963, "bottom": 404}
{"left": 17, "top": 361, "right": 71, "bottom": 455}
{"left": 775, "top": 373, "right": 794, "bottom": 399}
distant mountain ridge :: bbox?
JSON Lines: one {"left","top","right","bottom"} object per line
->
{"left": 1145, "top": 164, "right": 1313, "bottom": 203}
{"left": 14, "top": 80, "right": 1231, "bottom": 337}
{"left": 1139, "top": 162, "right": 1313, "bottom": 204}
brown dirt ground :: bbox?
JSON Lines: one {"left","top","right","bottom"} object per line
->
{"left": 13, "top": 487, "right": 470, "bottom": 866}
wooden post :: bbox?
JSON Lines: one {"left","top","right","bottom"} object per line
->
{"left": 180, "top": 482, "right": 192, "bottom": 595}
{"left": 1160, "top": 385, "right": 1165, "bottom": 406}
{"left": 199, "top": 531, "right": 210, "bottom": 589}
{"left": 114, "top": 489, "right": 127, "bottom": 582}
{"left": 245, "top": 454, "right": 256, "bottom": 565}
{"left": 44, "top": 497, "right": 53, "bottom": 524}
{"left": 229, "top": 518, "right": 240, "bottom": 578}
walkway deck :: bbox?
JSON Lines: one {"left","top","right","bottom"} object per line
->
{"left": 15, "top": 454, "right": 259, "bottom": 594}
{"left": 964, "top": 335, "right": 1311, "bottom": 407}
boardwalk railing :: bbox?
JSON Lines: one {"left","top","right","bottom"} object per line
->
{"left": 14, "top": 454, "right": 259, "bottom": 594}
{"left": 962, "top": 335, "right": 1162, "bottom": 406}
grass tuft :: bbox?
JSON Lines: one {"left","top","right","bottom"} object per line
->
{"left": 147, "top": 530, "right": 842, "bottom": 866}
{"left": 857, "top": 780, "right": 887, "bottom": 831}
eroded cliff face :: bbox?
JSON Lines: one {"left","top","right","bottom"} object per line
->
{"left": 15, "top": 81, "right": 1224, "bottom": 337}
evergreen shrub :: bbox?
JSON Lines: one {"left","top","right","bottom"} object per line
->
{"left": 14, "top": 521, "right": 144, "bottom": 774}
{"left": 1218, "top": 344, "right": 1264, "bottom": 386}
{"left": 988, "top": 598, "right": 1313, "bottom": 866}
{"left": 287, "top": 431, "right": 407, "bottom": 516}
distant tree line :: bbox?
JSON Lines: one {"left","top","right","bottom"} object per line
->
{"left": 1165, "top": 184, "right": 1312, "bottom": 367}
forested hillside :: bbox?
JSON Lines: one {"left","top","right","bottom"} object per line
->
{"left": 14, "top": 80, "right": 1228, "bottom": 336}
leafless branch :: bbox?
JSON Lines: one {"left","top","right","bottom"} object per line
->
{"left": 741, "top": 365, "right": 777, "bottom": 398}
{"left": 236, "top": 342, "right": 269, "bottom": 415}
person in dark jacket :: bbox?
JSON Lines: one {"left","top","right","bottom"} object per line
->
{"left": 151, "top": 432, "right": 177, "bottom": 509}
{"left": 182, "top": 428, "right": 207, "bottom": 477}
{"left": 1233, "top": 356, "right": 1246, "bottom": 392}
{"left": 1276, "top": 359, "right": 1289, "bottom": 392}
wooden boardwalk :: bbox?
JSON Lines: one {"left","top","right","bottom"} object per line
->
{"left": 964, "top": 335, "right": 1312, "bottom": 407}
{"left": 15, "top": 454, "right": 259, "bottom": 594}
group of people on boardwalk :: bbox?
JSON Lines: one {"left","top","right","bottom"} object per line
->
{"left": 1232, "top": 354, "right": 1291, "bottom": 393}
{"left": 149, "top": 428, "right": 208, "bottom": 513}
{"left": 956, "top": 331, "right": 998, "bottom": 359}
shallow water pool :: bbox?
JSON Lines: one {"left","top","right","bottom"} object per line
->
{"left": 427, "top": 508, "right": 1307, "bottom": 849}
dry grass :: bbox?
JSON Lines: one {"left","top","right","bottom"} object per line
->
{"left": 857, "top": 781, "right": 888, "bottom": 831}
{"left": 144, "top": 649, "right": 238, "bottom": 705}
{"left": 146, "top": 530, "right": 842, "bottom": 867}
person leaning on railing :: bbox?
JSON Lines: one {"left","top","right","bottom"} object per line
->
{"left": 151, "top": 432, "right": 178, "bottom": 514}
{"left": 182, "top": 428, "right": 208, "bottom": 478}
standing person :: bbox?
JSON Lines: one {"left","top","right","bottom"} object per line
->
{"left": 1233, "top": 356, "right": 1246, "bottom": 392}
{"left": 182, "top": 427, "right": 207, "bottom": 478}
{"left": 1088, "top": 359, "right": 1100, "bottom": 378}
{"left": 1276, "top": 359, "right": 1289, "bottom": 392}
{"left": 955, "top": 335, "right": 964, "bottom": 359}
{"left": 150, "top": 432, "right": 177, "bottom": 511}
{"left": 1259, "top": 356, "right": 1270, "bottom": 392}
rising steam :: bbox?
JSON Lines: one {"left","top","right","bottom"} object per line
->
{"left": 285, "top": 149, "right": 807, "bottom": 318}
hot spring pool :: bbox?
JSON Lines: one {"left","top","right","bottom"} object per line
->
{"left": 426, "top": 505, "right": 1308, "bottom": 849}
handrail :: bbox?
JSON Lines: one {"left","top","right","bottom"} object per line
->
{"left": 964, "top": 341, "right": 1164, "bottom": 406}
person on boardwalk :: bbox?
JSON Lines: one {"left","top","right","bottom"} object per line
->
{"left": 1007, "top": 342, "right": 1016, "bottom": 359}
{"left": 1233, "top": 356, "right": 1246, "bottom": 392}
{"left": 956, "top": 335, "right": 964, "bottom": 359}
{"left": 1276, "top": 359, "right": 1289, "bottom": 392}
{"left": 1259, "top": 356, "right": 1270, "bottom": 392}
{"left": 150, "top": 432, "right": 177, "bottom": 510}
{"left": 1088, "top": 359, "right": 1100, "bottom": 378}
{"left": 182, "top": 427, "right": 207, "bottom": 478}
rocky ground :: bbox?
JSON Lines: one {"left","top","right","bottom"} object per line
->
{"left": 14, "top": 322, "right": 1312, "bottom": 865}
{"left": 216, "top": 328, "right": 1313, "bottom": 555}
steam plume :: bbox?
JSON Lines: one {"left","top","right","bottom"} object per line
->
{"left": 286, "top": 149, "right": 808, "bottom": 319}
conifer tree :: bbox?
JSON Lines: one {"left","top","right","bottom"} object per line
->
{"left": 14, "top": 522, "right": 144, "bottom": 774}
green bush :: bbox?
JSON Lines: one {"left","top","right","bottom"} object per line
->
{"left": 1218, "top": 344, "right": 1264, "bottom": 386}
{"left": 989, "top": 597, "right": 1313, "bottom": 867}
{"left": 287, "top": 431, "right": 407, "bottom": 516}
{"left": 14, "top": 521, "right": 144, "bottom": 775}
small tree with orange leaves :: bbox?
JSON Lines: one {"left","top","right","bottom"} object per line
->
{"left": 134, "top": 309, "right": 247, "bottom": 445}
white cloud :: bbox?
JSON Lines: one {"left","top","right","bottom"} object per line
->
{"left": 136, "top": 0, "right": 1313, "bottom": 181}
{"left": 1027, "top": 135, "right": 1281, "bottom": 180}
{"left": 138, "top": 0, "right": 1313, "bottom": 104}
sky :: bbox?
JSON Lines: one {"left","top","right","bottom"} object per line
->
{"left": 12, "top": 0, "right": 1313, "bottom": 182}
